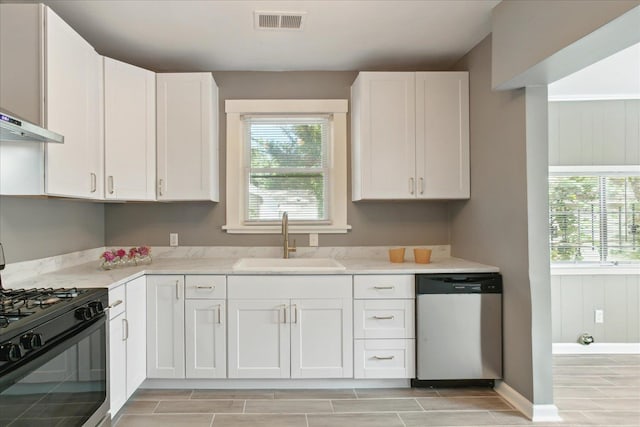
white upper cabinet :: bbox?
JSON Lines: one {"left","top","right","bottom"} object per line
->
{"left": 104, "top": 57, "right": 156, "bottom": 200}
{"left": 415, "top": 72, "right": 469, "bottom": 199}
{"left": 44, "top": 6, "right": 104, "bottom": 199}
{"left": 351, "top": 72, "right": 416, "bottom": 200}
{"left": 351, "top": 71, "right": 469, "bottom": 200}
{"left": 156, "top": 73, "right": 219, "bottom": 201}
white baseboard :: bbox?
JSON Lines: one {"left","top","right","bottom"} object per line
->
{"left": 494, "top": 380, "right": 562, "bottom": 422}
{"left": 553, "top": 342, "right": 640, "bottom": 354}
{"left": 141, "top": 378, "right": 411, "bottom": 389}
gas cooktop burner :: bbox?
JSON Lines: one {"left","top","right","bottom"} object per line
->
{"left": 0, "top": 288, "right": 85, "bottom": 328}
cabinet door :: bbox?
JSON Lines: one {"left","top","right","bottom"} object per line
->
{"left": 415, "top": 72, "right": 469, "bottom": 199}
{"left": 45, "top": 7, "right": 103, "bottom": 198}
{"left": 104, "top": 57, "right": 156, "bottom": 201}
{"left": 290, "top": 299, "right": 353, "bottom": 378}
{"left": 146, "top": 275, "right": 185, "bottom": 378}
{"left": 185, "top": 299, "right": 226, "bottom": 378}
{"left": 156, "top": 73, "right": 219, "bottom": 201}
{"left": 109, "top": 313, "right": 127, "bottom": 416}
{"left": 228, "top": 299, "right": 290, "bottom": 378}
{"left": 125, "top": 276, "right": 147, "bottom": 397}
{"left": 352, "top": 72, "right": 416, "bottom": 200}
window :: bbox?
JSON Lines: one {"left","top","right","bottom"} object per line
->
{"left": 224, "top": 100, "right": 350, "bottom": 233}
{"left": 549, "top": 168, "right": 640, "bottom": 264}
{"left": 245, "top": 116, "right": 329, "bottom": 223}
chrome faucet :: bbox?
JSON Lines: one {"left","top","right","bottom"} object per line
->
{"left": 282, "top": 211, "right": 297, "bottom": 259}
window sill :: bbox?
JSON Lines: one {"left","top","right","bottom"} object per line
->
{"left": 222, "top": 224, "right": 352, "bottom": 234}
{"left": 551, "top": 265, "right": 640, "bottom": 276}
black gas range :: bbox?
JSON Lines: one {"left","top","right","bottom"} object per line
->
{"left": 0, "top": 285, "right": 110, "bottom": 426}
{"left": 0, "top": 287, "right": 108, "bottom": 373}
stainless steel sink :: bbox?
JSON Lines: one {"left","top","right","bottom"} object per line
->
{"left": 232, "top": 258, "right": 346, "bottom": 272}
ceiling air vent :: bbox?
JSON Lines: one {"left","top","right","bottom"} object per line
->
{"left": 255, "top": 11, "right": 306, "bottom": 31}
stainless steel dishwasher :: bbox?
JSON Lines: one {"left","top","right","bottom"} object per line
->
{"left": 413, "top": 273, "right": 502, "bottom": 387}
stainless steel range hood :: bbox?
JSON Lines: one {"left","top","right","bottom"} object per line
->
{"left": 0, "top": 111, "right": 64, "bottom": 144}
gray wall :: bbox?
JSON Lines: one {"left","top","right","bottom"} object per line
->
{"left": 450, "top": 36, "right": 537, "bottom": 402}
{"left": 492, "top": 0, "right": 640, "bottom": 89}
{"left": 0, "top": 196, "right": 105, "bottom": 263}
{"left": 105, "top": 71, "right": 451, "bottom": 248}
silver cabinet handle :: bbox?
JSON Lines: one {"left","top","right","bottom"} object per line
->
{"left": 373, "top": 315, "right": 395, "bottom": 320}
{"left": 293, "top": 304, "right": 298, "bottom": 324}
{"left": 409, "top": 177, "right": 414, "bottom": 195}
{"left": 106, "top": 299, "right": 123, "bottom": 310}
{"left": 217, "top": 304, "right": 222, "bottom": 324}
{"left": 158, "top": 179, "right": 163, "bottom": 196}
{"left": 175, "top": 280, "right": 180, "bottom": 300}
{"left": 90, "top": 172, "right": 97, "bottom": 193}
{"left": 419, "top": 177, "right": 424, "bottom": 195}
{"left": 122, "top": 318, "right": 128, "bottom": 341}
{"left": 282, "top": 304, "right": 287, "bottom": 323}
{"left": 373, "top": 355, "right": 395, "bottom": 360}
{"left": 108, "top": 176, "right": 114, "bottom": 194}
{"left": 196, "top": 285, "right": 214, "bottom": 290}
{"left": 374, "top": 286, "right": 394, "bottom": 290}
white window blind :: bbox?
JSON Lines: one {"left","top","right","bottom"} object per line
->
{"left": 549, "top": 175, "right": 640, "bottom": 264}
{"left": 244, "top": 116, "right": 330, "bottom": 223}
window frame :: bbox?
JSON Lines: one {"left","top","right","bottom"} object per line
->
{"left": 224, "top": 99, "right": 350, "bottom": 234}
{"left": 549, "top": 165, "right": 640, "bottom": 266}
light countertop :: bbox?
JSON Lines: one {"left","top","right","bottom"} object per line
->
{"left": 6, "top": 256, "right": 499, "bottom": 291}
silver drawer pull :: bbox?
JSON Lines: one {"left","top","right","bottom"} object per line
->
{"left": 373, "top": 315, "right": 395, "bottom": 320}
{"left": 106, "top": 299, "right": 123, "bottom": 310}
{"left": 373, "top": 286, "right": 394, "bottom": 290}
{"left": 373, "top": 355, "right": 395, "bottom": 360}
{"left": 196, "top": 285, "right": 214, "bottom": 290}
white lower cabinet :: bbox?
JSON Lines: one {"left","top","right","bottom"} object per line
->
{"left": 228, "top": 299, "right": 290, "bottom": 378}
{"left": 146, "top": 275, "right": 185, "bottom": 378}
{"left": 353, "top": 274, "right": 415, "bottom": 379}
{"left": 185, "top": 299, "right": 226, "bottom": 378}
{"left": 227, "top": 276, "right": 352, "bottom": 379}
{"left": 109, "top": 312, "right": 127, "bottom": 416}
{"left": 147, "top": 274, "right": 227, "bottom": 379}
{"left": 108, "top": 276, "right": 146, "bottom": 417}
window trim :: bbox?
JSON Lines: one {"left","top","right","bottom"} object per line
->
{"left": 223, "top": 99, "right": 350, "bottom": 234}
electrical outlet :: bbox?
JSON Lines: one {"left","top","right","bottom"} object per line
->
{"left": 309, "top": 233, "right": 319, "bottom": 247}
{"left": 169, "top": 233, "right": 179, "bottom": 247}
{"left": 595, "top": 309, "right": 604, "bottom": 324}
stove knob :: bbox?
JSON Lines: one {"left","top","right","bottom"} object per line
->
{"left": 89, "top": 301, "right": 104, "bottom": 314}
{"left": 20, "top": 332, "right": 44, "bottom": 350}
{"left": 75, "top": 307, "right": 93, "bottom": 321}
{"left": 0, "top": 342, "right": 22, "bottom": 362}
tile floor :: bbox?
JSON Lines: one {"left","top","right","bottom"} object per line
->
{"left": 114, "top": 354, "right": 640, "bottom": 426}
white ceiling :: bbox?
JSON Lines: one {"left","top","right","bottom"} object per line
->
{"left": 21, "top": 0, "right": 500, "bottom": 72}
{"left": 548, "top": 42, "right": 640, "bottom": 100}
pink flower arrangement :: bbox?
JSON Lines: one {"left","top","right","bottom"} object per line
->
{"left": 100, "top": 246, "right": 152, "bottom": 270}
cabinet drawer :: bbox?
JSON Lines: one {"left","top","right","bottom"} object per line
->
{"left": 354, "top": 300, "right": 414, "bottom": 339}
{"left": 108, "top": 285, "right": 126, "bottom": 319}
{"left": 354, "top": 339, "right": 415, "bottom": 379}
{"left": 354, "top": 275, "right": 414, "bottom": 299}
{"left": 185, "top": 275, "right": 226, "bottom": 299}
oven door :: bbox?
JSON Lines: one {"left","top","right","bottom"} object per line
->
{"left": 0, "top": 315, "right": 109, "bottom": 427}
